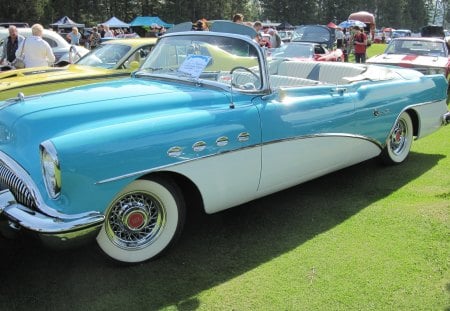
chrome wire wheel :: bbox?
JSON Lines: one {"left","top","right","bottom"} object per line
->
{"left": 381, "top": 112, "right": 413, "bottom": 165}
{"left": 97, "top": 178, "right": 185, "bottom": 263}
{"left": 106, "top": 192, "right": 166, "bottom": 250}
{"left": 389, "top": 118, "right": 408, "bottom": 155}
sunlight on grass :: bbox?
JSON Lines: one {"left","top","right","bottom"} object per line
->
{"left": 187, "top": 115, "right": 450, "bottom": 310}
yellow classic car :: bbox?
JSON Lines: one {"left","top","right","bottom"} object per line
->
{"left": 0, "top": 38, "right": 157, "bottom": 100}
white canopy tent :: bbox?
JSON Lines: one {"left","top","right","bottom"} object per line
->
{"left": 101, "top": 16, "right": 130, "bottom": 28}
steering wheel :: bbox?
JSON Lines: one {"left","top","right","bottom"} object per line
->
{"left": 229, "top": 66, "right": 260, "bottom": 89}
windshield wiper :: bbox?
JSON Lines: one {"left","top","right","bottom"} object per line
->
{"left": 176, "top": 70, "right": 196, "bottom": 79}
{"left": 143, "top": 67, "right": 166, "bottom": 72}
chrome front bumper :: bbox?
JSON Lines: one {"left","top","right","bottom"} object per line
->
{"left": 0, "top": 189, "right": 104, "bottom": 247}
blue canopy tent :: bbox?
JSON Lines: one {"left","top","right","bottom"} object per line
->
{"left": 129, "top": 16, "right": 173, "bottom": 28}
{"left": 102, "top": 16, "right": 130, "bottom": 28}
{"left": 129, "top": 16, "right": 173, "bottom": 37}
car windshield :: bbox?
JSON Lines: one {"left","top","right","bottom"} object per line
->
{"left": 392, "top": 30, "right": 411, "bottom": 38}
{"left": 386, "top": 39, "right": 447, "bottom": 57}
{"left": 139, "top": 34, "right": 261, "bottom": 89}
{"left": 270, "top": 43, "right": 314, "bottom": 59}
{"left": 291, "top": 26, "right": 330, "bottom": 44}
{"left": 76, "top": 43, "right": 132, "bottom": 69}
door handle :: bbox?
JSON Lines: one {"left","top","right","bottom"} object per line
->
{"left": 331, "top": 87, "right": 347, "bottom": 95}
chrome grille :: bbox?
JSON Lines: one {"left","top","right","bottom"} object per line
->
{"left": 412, "top": 67, "right": 428, "bottom": 74}
{"left": 0, "top": 161, "right": 37, "bottom": 210}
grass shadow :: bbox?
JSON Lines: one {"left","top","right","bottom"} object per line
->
{"left": 0, "top": 151, "right": 445, "bottom": 310}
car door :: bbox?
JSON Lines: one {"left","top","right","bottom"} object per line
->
{"left": 255, "top": 84, "right": 363, "bottom": 194}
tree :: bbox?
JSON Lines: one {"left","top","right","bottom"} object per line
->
{"left": 0, "top": 0, "right": 435, "bottom": 29}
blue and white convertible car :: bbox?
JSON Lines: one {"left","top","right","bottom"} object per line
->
{"left": 0, "top": 23, "right": 449, "bottom": 263}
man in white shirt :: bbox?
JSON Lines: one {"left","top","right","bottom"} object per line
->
{"left": 335, "top": 27, "right": 345, "bottom": 49}
{"left": 16, "top": 23, "right": 55, "bottom": 68}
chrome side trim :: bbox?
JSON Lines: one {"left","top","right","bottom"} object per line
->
{"left": 97, "top": 133, "right": 382, "bottom": 184}
{"left": 97, "top": 143, "right": 262, "bottom": 184}
{"left": 0, "top": 189, "right": 104, "bottom": 234}
{"left": 402, "top": 99, "right": 446, "bottom": 110}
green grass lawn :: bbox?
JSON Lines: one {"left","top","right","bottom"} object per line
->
{"left": 347, "top": 42, "right": 386, "bottom": 62}
{"left": 0, "top": 43, "right": 448, "bottom": 311}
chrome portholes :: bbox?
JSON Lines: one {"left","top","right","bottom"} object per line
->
{"left": 192, "top": 141, "right": 207, "bottom": 152}
{"left": 216, "top": 136, "right": 229, "bottom": 147}
{"left": 238, "top": 132, "right": 250, "bottom": 142}
{"left": 167, "top": 146, "right": 183, "bottom": 157}
{"left": 167, "top": 134, "right": 249, "bottom": 158}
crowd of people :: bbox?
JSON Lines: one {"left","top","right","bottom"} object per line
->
{"left": 192, "top": 14, "right": 283, "bottom": 49}
{"left": 1, "top": 15, "right": 372, "bottom": 70}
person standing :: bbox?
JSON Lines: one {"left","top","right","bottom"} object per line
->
{"left": 16, "top": 24, "right": 55, "bottom": 68}
{"left": 232, "top": 13, "right": 244, "bottom": 23}
{"left": 66, "top": 27, "right": 81, "bottom": 45}
{"left": 335, "top": 27, "right": 344, "bottom": 49}
{"left": 98, "top": 25, "right": 105, "bottom": 38}
{"left": 103, "top": 25, "right": 114, "bottom": 38}
{"left": 253, "top": 21, "right": 263, "bottom": 33}
{"left": 268, "top": 28, "right": 282, "bottom": 48}
{"left": 0, "top": 25, "right": 25, "bottom": 65}
{"left": 352, "top": 26, "right": 367, "bottom": 63}
{"left": 89, "top": 27, "right": 101, "bottom": 49}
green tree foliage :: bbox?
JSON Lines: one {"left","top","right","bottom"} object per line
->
{"left": 0, "top": 0, "right": 445, "bottom": 29}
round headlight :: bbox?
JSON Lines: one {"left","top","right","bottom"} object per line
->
{"left": 40, "top": 141, "right": 61, "bottom": 199}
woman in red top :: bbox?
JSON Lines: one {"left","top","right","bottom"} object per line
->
{"left": 352, "top": 26, "right": 367, "bottom": 63}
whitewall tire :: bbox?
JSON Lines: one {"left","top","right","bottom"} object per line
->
{"left": 380, "top": 112, "right": 413, "bottom": 165}
{"left": 97, "top": 177, "right": 185, "bottom": 263}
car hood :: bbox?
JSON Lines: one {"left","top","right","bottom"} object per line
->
{"left": 0, "top": 65, "right": 127, "bottom": 100}
{"left": 367, "top": 54, "right": 449, "bottom": 68}
{"left": 0, "top": 77, "right": 231, "bottom": 163}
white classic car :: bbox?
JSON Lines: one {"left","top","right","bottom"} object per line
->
{"left": 367, "top": 37, "right": 450, "bottom": 82}
{"left": 0, "top": 22, "right": 449, "bottom": 264}
{"left": 0, "top": 27, "right": 89, "bottom": 66}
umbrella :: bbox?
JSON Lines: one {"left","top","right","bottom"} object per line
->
{"left": 338, "top": 20, "right": 366, "bottom": 28}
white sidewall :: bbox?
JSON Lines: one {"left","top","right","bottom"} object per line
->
{"left": 97, "top": 179, "right": 179, "bottom": 263}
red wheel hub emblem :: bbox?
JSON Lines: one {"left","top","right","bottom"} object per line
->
{"left": 395, "top": 131, "right": 401, "bottom": 142}
{"left": 127, "top": 212, "right": 145, "bottom": 229}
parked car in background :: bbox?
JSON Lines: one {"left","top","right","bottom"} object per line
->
{"left": 0, "top": 27, "right": 89, "bottom": 66}
{"left": 0, "top": 22, "right": 29, "bottom": 28}
{"left": 278, "top": 30, "right": 294, "bottom": 43}
{"left": 366, "top": 37, "right": 450, "bottom": 82}
{"left": 0, "top": 38, "right": 157, "bottom": 100}
{"left": 392, "top": 29, "right": 412, "bottom": 38}
{"left": 270, "top": 41, "right": 343, "bottom": 61}
{"left": 0, "top": 23, "right": 448, "bottom": 264}
{"left": 421, "top": 25, "right": 445, "bottom": 39}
